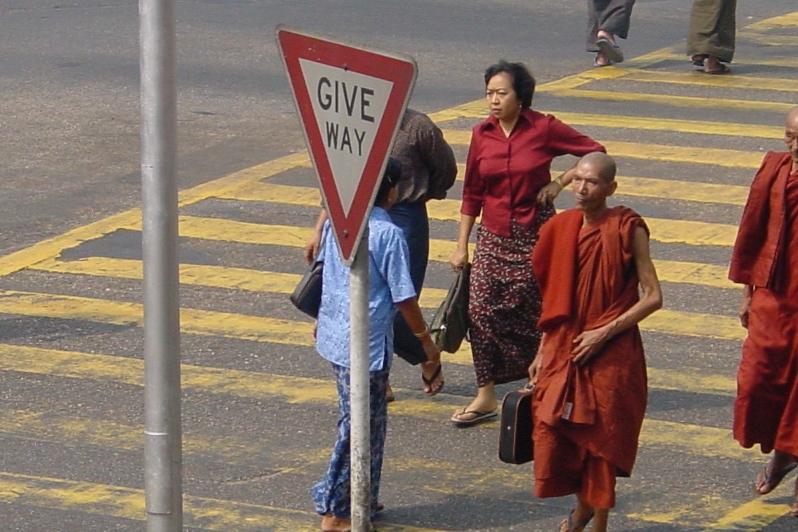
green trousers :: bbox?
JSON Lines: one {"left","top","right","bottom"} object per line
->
{"left": 687, "top": 0, "right": 736, "bottom": 62}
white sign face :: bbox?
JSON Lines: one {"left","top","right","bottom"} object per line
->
{"left": 299, "top": 58, "right": 393, "bottom": 216}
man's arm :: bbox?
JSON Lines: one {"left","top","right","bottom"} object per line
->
{"left": 303, "top": 210, "right": 328, "bottom": 264}
{"left": 571, "top": 226, "right": 663, "bottom": 366}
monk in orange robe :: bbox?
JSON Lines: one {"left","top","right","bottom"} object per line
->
{"left": 729, "top": 105, "right": 798, "bottom": 516}
{"left": 529, "top": 152, "right": 663, "bottom": 532}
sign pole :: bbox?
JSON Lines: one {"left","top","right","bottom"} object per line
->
{"left": 140, "top": 0, "right": 183, "bottom": 530}
{"left": 349, "top": 229, "right": 371, "bottom": 531}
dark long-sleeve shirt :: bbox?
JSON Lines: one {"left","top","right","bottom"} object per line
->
{"left": 392, "top": 109, "right": 458, "bottom": 204}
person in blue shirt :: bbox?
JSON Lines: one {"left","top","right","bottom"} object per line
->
{"left": 312, "top": 158, "right": 441, "bottom": 532}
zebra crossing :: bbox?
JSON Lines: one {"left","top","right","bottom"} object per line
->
{"left": 2, "top": 10, "right": 798, "bottom": 531}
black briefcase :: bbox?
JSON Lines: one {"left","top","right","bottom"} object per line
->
{"left": 498, "top": 388, "right": 534, "bottom": 465}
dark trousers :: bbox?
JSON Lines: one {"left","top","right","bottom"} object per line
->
{"left": 388, "top": 202, "right": 429, "bottom": 365}
{"left": 587, "top": 0, "right": 635, "bottom": 51}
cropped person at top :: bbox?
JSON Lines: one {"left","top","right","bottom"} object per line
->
{"left": 448, "top": 60, "right": 605, "bottom": 427}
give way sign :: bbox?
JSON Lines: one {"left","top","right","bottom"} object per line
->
{"left": 276, "top": 26, "right": 417, "bottom": 265}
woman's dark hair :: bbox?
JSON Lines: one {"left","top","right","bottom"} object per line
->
{"left": 375, "top": 157, "right": 401, "bottom": 204}
{"left": 484, "top": 60, "right": 536, "bottom": 109}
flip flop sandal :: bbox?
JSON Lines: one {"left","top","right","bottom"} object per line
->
{"left": 596, "top": 38, "right": 623, "bottom": 63}
{"left": 691, "top": 54, "right": 708, "bottom": 67}
{"left": 560, "top": 509, "right": 595, "bottom": 532}
{"left": 593, "top": 56, "right": 614, "bottom": 68}
{"left": 450, "top": 408, "right": 498, "bottom": 427}
{"left": 422, "top": 362, "right": 444, "bottom": 396}
{"left": 755, "top": 461, "right": 797, "bottom": 494}
{"left": 704, "top": 63, "right": 730, "bottom": 75}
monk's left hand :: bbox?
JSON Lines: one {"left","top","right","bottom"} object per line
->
{"left": 571, "top": 326, "right": 611, "bottom": 366}
{"left": 536, "top": 181, "right": 561, "bottom": 207}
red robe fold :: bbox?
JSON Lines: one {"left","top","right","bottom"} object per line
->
{"left": 531, "top": 207, "right": 648, "bottom": 509}
{"left": 731, "top": 152, "right": 798, "bottom": 456}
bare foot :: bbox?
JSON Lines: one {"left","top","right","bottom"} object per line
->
{"left": 704, "top": 55, "right": 730, "bottom": 75}
{"left": 385, "top": 382, "right": 395, "bottom": 403}
{"left": 755, "top": 452, "right": 797, "bottom": 495}
{"left": 420, "top": 360, "right": 444, "bottom": 396}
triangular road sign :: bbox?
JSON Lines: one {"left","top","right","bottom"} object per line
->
{"left": 276, "top": 26, "right": 417, "bottom": 265}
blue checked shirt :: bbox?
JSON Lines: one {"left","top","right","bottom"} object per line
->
{"left": 315, "top": 207, "right": 417, "bottom": 371}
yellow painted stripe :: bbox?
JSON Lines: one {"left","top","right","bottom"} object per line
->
{"left": 127, "top": 213, "right": 740, "bottom": 253}
{"left": 442, "top": 107, "right": 782, "bottom": 139}
{"left": 646, "top": 218, "right": 737, "bottom": 247}
{"left": 639, "top": 418, "right": 757, "bottom": 462}
{"left": 708, "top": 495, "right": 792, "bottom": 530}
{"left": 0, "top": 289, "right": 314, "bottom": 346}
{"left": 0, "top": 472, "right": 442, "bottom": 531}
{"left": 440, "top": 130, "right": 764, "bottom": 168}
{"left": 653, "top": 259, "right": 735, "bottom": 289}
{"left": 736, "top": 32, "right": 798, "bottom": 47}
{"left": 592, "top": 67, "right": 798, "bottom": 94}
{"left": 649, "top": 51, "right": 798, "bottom": 69}
{"left": 441, "top": 344, "right": 737, "bottom": 396}
{"left": 0, "top": 153, "right": 311, "bottom": 279}
{"left": 0, "top": 407, "right": 318, "bottom": 469}
{"left": 536, "top": 87, "right": 797, "bottom": 114}
{"left": 221, "top": 174, "right": 749, "bottom": 207}
{"left": 0, "top": 283, "right": 745, "bottom": 365}
{"left": 30, "top": 255, "right": 736, "bottom": 313}
{"left": 29, "top": 256, "right": 446, "bottom": 310}
{"left": 0, "top": 344, "right": 746, "bottom": 461}
{"left": 744, "top": 12, "right": 798, "bottom": 31}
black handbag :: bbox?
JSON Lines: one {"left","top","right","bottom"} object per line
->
{"left": 290, "top": 260, "right": 323, "bottom": 318}
{"left": 430, "top": 263, "right": 471, "bottom": 353}
{"left": 498, "top": 387, "right": 535, "bottom": 465}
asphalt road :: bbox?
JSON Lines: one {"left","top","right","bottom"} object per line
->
{"left": 1, "top": 1, "right": 798, "bottom": 530}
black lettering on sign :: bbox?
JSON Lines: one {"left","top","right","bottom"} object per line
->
{"left": 324, "top": 122, "right": 368, "bottom": 156}
{"left": 316, "top": 77, "right": 376, "bottom": 122}
{"left": 317, "top": 77, "right": 332, "bottom": 110}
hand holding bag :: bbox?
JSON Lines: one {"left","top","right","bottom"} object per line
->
{"left": 430, "top": 263, "right": 471, "bottom": 353}
{"left": 289, "top": 260, "right": 323, "bottom": 318}
{"left": 289, "top": 227, "right": 327, "bottom": 318}
{"left": 498, "top": 386, "right": 535, "bottom": 465}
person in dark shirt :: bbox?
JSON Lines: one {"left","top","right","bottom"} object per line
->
{"left": 305, "top": 108, "right": 457, "bottom": 400}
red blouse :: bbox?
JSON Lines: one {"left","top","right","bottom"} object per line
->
{"left": 461, "top": 108, "right": 605, "bottom": 236}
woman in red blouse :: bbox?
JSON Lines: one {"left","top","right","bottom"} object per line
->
{"left": 449, "top": 61, "right": 605, "bottom": 426}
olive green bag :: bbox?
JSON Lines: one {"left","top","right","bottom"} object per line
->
{"left": 430, "top": 263, "right": 471, "bottom": 353}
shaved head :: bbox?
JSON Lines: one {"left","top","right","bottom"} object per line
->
{"left": 787, "top": 105, "right": 798, "bottom": 130}
{"left": 577, "top": 152, "right": 617, "bottom": 184}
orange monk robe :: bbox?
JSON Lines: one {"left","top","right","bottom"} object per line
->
{"left": 530, "top": 206, "right": 648, "bottom": 509}
{"left": 730, "top": 151, "right": 798, "bottom": 456}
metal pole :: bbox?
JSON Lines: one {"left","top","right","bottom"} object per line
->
{"left": 349, "top": 229, "right": 371, "bottom": 532}
{"left": 139, "top": 0, "right": 182, "bottom": 530}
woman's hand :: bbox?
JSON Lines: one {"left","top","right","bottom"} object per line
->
{"left": 536, "top": 181, "right": 563, "bottom": 207}
{"left": 303, "top": 232, "right": 322, "bottom": 265}
{"left": 449, "top": 247, "right": 468, "bottom": 271}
